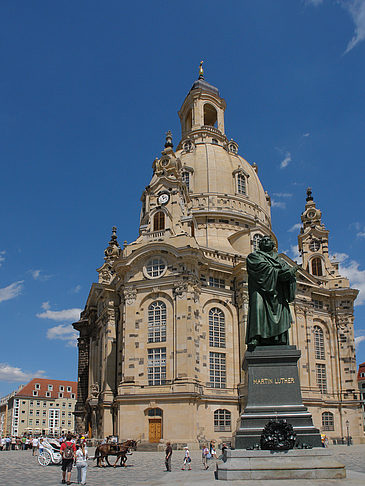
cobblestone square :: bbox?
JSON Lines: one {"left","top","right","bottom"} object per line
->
{"left": 1, "top": 446, "right": 365, "bottom": 485}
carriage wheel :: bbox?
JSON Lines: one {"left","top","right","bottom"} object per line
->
{"left": 38, "top": 451, "right": 51, "bottom": 466}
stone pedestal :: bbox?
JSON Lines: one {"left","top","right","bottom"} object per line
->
{"left": 234, "top": 345, "right": 322, "bottom": 449}
{"left": 216, "top": 449, "right": 346, "bottom": 480}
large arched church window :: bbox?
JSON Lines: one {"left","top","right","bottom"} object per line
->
{"left": 214, "top": 409, "right": 231, "bottom": 432}
{"left": 148, "top": 301, "right": 167, "bottom": 343}
{"left": 311, "top": 257, "right": 323, "bottom": 276}
{"left": 154, "top": 211, "right": 165, "bottom": 231}
{"left": 314, "top": 325, "right": 325, "bottom": 360}
{"left": 209, "top": 307, "right": 226, "bottom": 348}
{"left": 204, "top": 103, "right": 217, "bottom": 127}
{"left": 322, "top": 412, "right": 334, "bottom": 431}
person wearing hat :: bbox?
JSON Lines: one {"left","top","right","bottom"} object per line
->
{"left": 181, "top": 446, "right": 191, "bottom": 470}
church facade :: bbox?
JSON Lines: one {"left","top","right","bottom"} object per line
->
{"left": 73, "top": 71, "right": 364, "bottom": 446}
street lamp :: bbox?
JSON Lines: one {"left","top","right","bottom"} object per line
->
{"left": 346, "top": 420, "right": 350, "bottom": 446}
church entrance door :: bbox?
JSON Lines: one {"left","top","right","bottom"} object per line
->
{"left": 149, "top": 418, "right": 162, "bottom": 443}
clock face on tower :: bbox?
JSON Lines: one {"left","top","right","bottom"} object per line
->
{"left": 158, "top": 193, "right": 170, "bottom": 205}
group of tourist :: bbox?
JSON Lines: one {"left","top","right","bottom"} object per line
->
{"left": 0, "top": 435, "right": 45, "bottom": 454}
{"left": 59, "top": 434, "right": 89, "bottom": 485}
{"left": 165, "top": 440, "right": 228, "bottom": 472}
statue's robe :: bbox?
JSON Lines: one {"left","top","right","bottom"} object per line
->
{"left": 245, "top": 250, "right": 296, "bottom": 345}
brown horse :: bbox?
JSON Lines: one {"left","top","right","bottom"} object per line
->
{"left": 94, "top": 440, "right": 137, "bottom": 467}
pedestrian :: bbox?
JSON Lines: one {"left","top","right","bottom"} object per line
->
{"left": 32, "top": 436, "right": 39, "bottom": 456}
{"left": 5, "top": 436, "right": 11, "bottom": 450}
{"left": 21, "top": 436, "right": 26, "bottom": 450}
{"left": 25, "top": 437, "right": 30, "bottom": 450}
{"left": 11, "top": 436, "right": 16, "bottom": 450}
{"left": 209, "top": 440, "right": 217, "bottom": 458}
{"left": 75, "top": 442, "right": 88, "bottom": 485}
{"left": 165, "top": 441, "right": 172, "bottom": 471}
{"left": 60, "top": 433, "right": 76, "bottom": 485}
{"left": 202, "top": 444, "right": 210, "bottom": 469}
{"left": 181, "top": 446, "right": 191, "bottom": 470}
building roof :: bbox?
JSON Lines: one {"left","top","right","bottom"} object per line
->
{"left": 357, "top": 362, "right": 365, "bottom": 381}
{"left": 190, "top": 78, "right": 220, "bottom": 96}
{"left": 16, "top": 378, "right": 77, "bottom": 399}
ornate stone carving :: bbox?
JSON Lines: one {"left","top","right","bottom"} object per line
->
{"left": 173, "top": 280, "right": 188, "bottom": 298}
{"left": 90, "top": 383, "right": 99, "bottom": 398}
{"left": 124, "top": 288, "right": 137, "bottom": 305}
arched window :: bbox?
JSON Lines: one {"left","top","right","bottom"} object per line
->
{"left": 185, "top": 109, "right": 192, "bottom": 132}
{"left": 237, "top": 174, "right": 246, "bottom": 195}
{"left": 182, "top": 171, "right": 190, "bottom": 190}
{"left": 322, "top": 412, "right": 334, "bottom": 431}
{"left": 214, "top": 409, "right": 231, "bottom": 432}
{"left": 252, "top": 234, "right": 262, "bottom": 251}
{"left": 209, "top": 308, "right": 225, "bottom": 348}
{"left": 204, "top": 104, "right": 217, "bottom": 127}
{"left": 154, "top": 211, "right": 165, "bottom": 231}
{"left": 148, "top": 301, "right": 167, "bottom": 342}
{"left": 147, "top": 408, "right": 163, "bottom": 417}
{"left": 312, "top": 257, "right": 323, "bottom": 276}
{"left": 314, "top": 325, "right": 325, "bottom": 360}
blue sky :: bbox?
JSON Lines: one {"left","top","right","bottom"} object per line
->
{"left": 1, "top": 0, "right": 365, "bottom": 397}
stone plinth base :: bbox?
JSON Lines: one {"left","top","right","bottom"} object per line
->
{"left": 235, "top": 345, "right": 322, "bottom": 448}
{"left": 216, "top": 449, "right": 346, "bottom": 480}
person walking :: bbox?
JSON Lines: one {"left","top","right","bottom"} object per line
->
{"left": 202, "top": 444, "right": 210, "bottom": 469}
{"left": 60, "top": 433, "right": 76, "bottom": 485}
{"left": 32, "top": 436, "right": 39, "bottom": 456}
{"left": 181, "top": 446, "right": 191, "bottom": 470}
{"left": 165, "top": 442, "right": 172, "bottom": 472}
{"left": 75, "top": 442, "right": 88, "bottom": 485}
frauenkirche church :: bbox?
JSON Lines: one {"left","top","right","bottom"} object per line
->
{"left": 73, "top": 67, "right": 364, "bottom": 447}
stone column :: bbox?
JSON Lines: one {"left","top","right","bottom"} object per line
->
{"left": 74, "top": 335, "right": 90, "bottom": 434}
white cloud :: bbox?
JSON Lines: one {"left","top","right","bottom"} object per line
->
{"left": 273, "top": 193, "right": 293, "bottom": 198}
{"left": 357, "top": 231, "right": 365, "bottom": 238}
{"left": 288, "top": 244, "right": 302, "bottom": 263}
{"left": 71, "top": 285, "right": 81, "bottom": 294}
{"left": 32, "top": 269, "right": 41, "bottom": 280}
{"left": 31, "top": 269, "right": 52, "bottom": 281}
{"left": 271, "top": 200, "right": 286, "bottom": 209}
{"left": 335, "top": 254, "right": 365, "bottom": 305}
{"left": 41, "top": 301, "right": 50, "bottom": 310}
{"left": 0, "top": 250, "right": 5, "bottom": 267}
{"left": 47, "top": 324, "right": 78, "bottom": 347}
{"left": 37, "top": 307, "right": 82, "bottom": 322}
{"left": 343, "top": 0, "right": 365, "bottom": 54}
{"left": 0, "top": 363, "right": 46, "bottom": 382}
{"left": 0, "top": 281, "right": 24, "bottom": 303}
{"left": 288, "top": 223, "right": 302, "bottom": 232}
{"left": 303, "top": 132, "right": 311, "bottom": 137}
{"left": 355, "top": 334, "right": 365, "bottom": 349}
{"left": 280, "top": 151, "right": 292, "bottom": 169}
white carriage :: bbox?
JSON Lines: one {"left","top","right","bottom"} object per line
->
{"left": 38, "top": 439, "right": 63, "bottom": 466}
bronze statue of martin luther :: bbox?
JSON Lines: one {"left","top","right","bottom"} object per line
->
{"left": 245, "top": 236, "right": 298, "bottom": 350}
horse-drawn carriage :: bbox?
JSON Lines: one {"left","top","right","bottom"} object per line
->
{"left": 38, "top": 439, "right": 63, "bottom": 466}
{"left": 94, "top": 440, "right": 137, "bottom": 467}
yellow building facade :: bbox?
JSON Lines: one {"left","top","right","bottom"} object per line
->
{"left": 73, "top": 73, "right": 364, "bottom": 447}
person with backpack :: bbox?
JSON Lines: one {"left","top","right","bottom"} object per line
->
{"left": 60, "top": 434, "right": 76, "bottom": 485}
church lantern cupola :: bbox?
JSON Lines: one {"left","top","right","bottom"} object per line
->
{"left": 177, "top": 62, "right": 227, "bottom": 147}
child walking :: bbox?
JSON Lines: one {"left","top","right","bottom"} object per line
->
{"left": 181, "top": 446, "right": 192, "bottom": 470}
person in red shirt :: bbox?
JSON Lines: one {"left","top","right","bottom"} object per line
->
{"left": 60, "top": 434, "right": 76, "bottom": 485}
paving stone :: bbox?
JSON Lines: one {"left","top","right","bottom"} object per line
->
{"left": 1, "top": 445, "right": 365, "bottom": 485}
